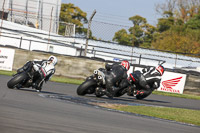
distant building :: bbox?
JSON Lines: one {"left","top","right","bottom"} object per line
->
{"left": 0, "top": 0, "right": 61, "bottom": 33}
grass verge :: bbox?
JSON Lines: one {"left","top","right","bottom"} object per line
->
{"left": 96, "top": 103, "right": 200, "bottom": 126}
{"left": 153, "top": 91, "right": 200, "bottom": 100}
{"left": 51, "top": 76, "right": 84, "bottom": 85}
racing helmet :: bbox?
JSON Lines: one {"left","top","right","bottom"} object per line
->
{"left": 48, "top": 55, "right": 57, "bottom": 66}
{"left": 156, "top": 65, "right": 165, "bottom": 76}
{"left": 121, "top": 60, "right": 130, "bottom": 71}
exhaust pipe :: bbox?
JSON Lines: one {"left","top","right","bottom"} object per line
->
{"left": 94, "top": 70, "right": 98, "bottom": 75}
{"left": 98, "top": 75, "right": 102, "bottom": 79}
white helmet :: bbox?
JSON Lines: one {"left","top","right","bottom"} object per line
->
{"left": 48, "top": 55, "right": 57, "bottom": 66}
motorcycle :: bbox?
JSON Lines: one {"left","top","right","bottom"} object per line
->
{"left": 117, "top": 62, "right": 166, "bottom": 100}
{"left": 77, "top": 66, "right": 129, "bottom": 98}
{"left": 7, "top": 61, "right": 44, "bottom": 91}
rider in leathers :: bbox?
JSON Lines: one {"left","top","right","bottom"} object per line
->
{"left": 104, "top": 60, "right": 130, "bottom": 98}
{"left": 128, "top": 64, "right": 165, "bottom": 99}
{"left": 17, "top": 55, "right": 57, "bottom": 92}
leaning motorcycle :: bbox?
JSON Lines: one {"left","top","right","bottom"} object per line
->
{"left": 7, "top": 61, "right": 44, "bottom": 91}
{"left": 77, "top": 68, "right": 108, "bottom": 97}
{"left": 122, "top": 61, "right": 166, "bottom": 100}
{"left": 110, "top": 70, "right": 153, "bottom": 100}
{"left": 128, "top": 70, "right": 152, "bottom": 99}
{"left": 77, "top": 67, "right": 126, "bottom": 97}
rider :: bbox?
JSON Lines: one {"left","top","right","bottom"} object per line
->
{"left": 32, "top": 55, "right": 57, "bottom": 92}
{"left": 17, "top": 55, "right": 57, "bottom": 92}
{"left": 128, "top": 64, "right": 165, "bottom": 98}
{"left": 104, "top": 60, "right": 130, "bottom": 98}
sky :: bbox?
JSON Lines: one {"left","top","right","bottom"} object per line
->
{"left": 61, "top": 0, "right": 167, "bottom": 41}
{"left": 62, "top": 0, "right": 167, "bottom": 26}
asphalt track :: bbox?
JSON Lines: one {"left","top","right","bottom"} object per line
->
{"left": 0, "top": 75, "right": 199, "bottom": 133}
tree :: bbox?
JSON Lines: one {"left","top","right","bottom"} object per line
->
{"left": 142, "top": 24, "right": 157, "bottom": 48}
{"left": 112, "top": 29, "right": 132, "bottom": 46}
{"left": 128, "top": 15, "right": 147, "bottom": 47}
{"left": 59, "top": 3, "right": 88, "bottom": 36}
{"left": 157, "top": 11, "right": 175, "bottom": 32}
{"left": 129, "top": 15, "right": 147, "bottom": 26}
{"left": 113, "top": 15, "right": 156, "bottom": 48}
{"left": 185, "top": 12, "right": 200, "bottom": 29}
{"left": 155, "top": 0, "right": 200, "bottom": 23}
{"left": 153, "top": 0, "right": 200, "bottom": 57}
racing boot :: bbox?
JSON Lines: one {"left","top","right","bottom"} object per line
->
{"left": 32, "top": 83, "right": 41, "bottom": 92}
{"left": 134, "top": 90, "right": 144, "bottom": 97}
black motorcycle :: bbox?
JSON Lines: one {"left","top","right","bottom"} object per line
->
{"left": 7, "top": 61, "right": 43, "bottom": 91}
{"left": 77, "top": 67, "right": 127, "bottom": 98}
{"left": 119, "top": 62, "right": 166, "bottom": 100}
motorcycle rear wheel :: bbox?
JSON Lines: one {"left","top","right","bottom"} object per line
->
{"left": 7, "top": 72, "right": 27, "bottom": 89}
{"left": 136, "top": 92, "right": 152, "bottom": 100}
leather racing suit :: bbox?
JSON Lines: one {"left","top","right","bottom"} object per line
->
{"left": 104, "top": 63, "right": 128, "bottom": 98}
{"left": 129, "top": 66, "right": 162, "bottom": 99}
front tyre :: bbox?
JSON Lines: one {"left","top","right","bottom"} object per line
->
{"left": 77, "top": 79, "right": 97, "bottom": 96}
{"left": 7, "top": 72, "right": 27, "bottom": 89}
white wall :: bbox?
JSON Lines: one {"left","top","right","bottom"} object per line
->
{"left": 0, "top": 20, "right": 77, "bottom": 56}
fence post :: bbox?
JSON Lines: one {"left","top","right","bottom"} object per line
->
{"left": 0, "top": 0, "right": 6, "bottom": 37}
{"left": 9, "top": 0, "right": 13, "bottom": 22}
{"left": 40, "top": 0, "right": 43, "bottom": 30}
{"left": 47, "top": 7, "right": 53, "bottom": 52}
{"left": 84, "top": 10, "right": 96, "bottom": 56}
{"left": 19, "top": 37, "right": 22, "bottom": 48}
{"left": 175, "top": 53, "right": 178, "bottom": 68}
{"left": 25, "top": 0, "right": 29, "bottom": 25}
{"left": 80, "top": 46, "right": 82, "bottom": 56}
{"left": 29, "top": 40, "right": 32, "bottom": 51}
{"left": 139, "top": 54, "right": 142, "bottom": 65}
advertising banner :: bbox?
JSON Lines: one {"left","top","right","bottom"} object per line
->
{"left": 0, "top": 47, "right": 15, "bottom": 71}
{"left": 158, "top": 71, "right": 186, "bottom": 94}
{"left": 132, "top": 66, "right": 187, "bottom": 94}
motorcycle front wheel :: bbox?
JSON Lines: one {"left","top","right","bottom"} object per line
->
{"left": 7, "top": 72, "right": 27, "bottom": 89}
{"left": 77, "top": 79, "right": 97, "bottom": 96}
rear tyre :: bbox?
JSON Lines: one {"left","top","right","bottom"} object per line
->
{"left": 77, "top": 79, "right": 97, "bottom": 96}
{"left": 136, "top": 92, "right": 152, "bottom": 100}
{"left": 7, "top": 72, "right": 27, "bottom": 89}
{"left": 114, "top": 89, "right": 125, "bottom": 97}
